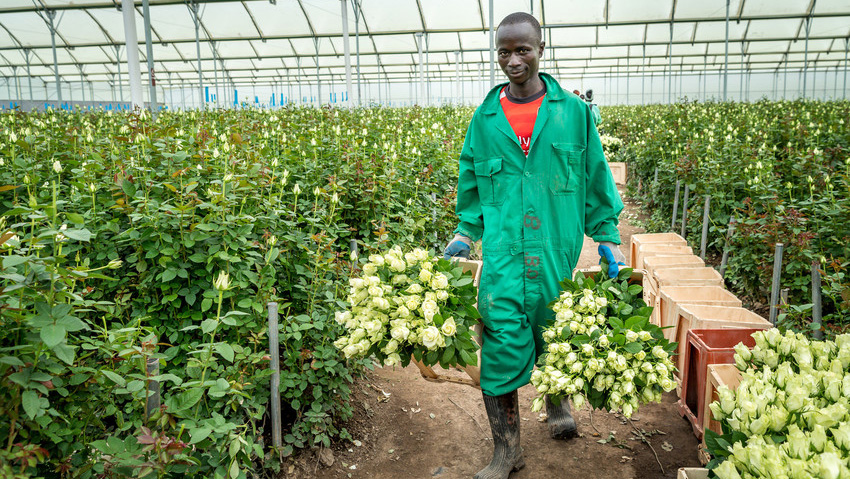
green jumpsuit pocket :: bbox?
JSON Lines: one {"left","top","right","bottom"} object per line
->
{"left": 549, "top": 143, "right": 585, "bottom": 195}
{"left": 474, "top": 157, "right": 506, "bottom": 206}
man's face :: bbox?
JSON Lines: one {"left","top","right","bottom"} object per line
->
{"left": 496, "top": 22, "right": 544, "bottom": 87}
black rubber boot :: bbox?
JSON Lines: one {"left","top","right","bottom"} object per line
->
{"left": 545, "top": 395, "right": 578, "bottom": 439}
{"left": 474, "top": 390, "right": 524, "bottom": 479}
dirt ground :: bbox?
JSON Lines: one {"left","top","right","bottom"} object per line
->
{"left": 280, "top": 192, "right": 704, "bottom": 479}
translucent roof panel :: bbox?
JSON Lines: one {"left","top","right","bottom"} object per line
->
{"left": 420, "top": 0, "right": 480, "bottom": 31}
{"left": 809, "top": 16, "right": 850, "bottom": 36}
{"left": 249, "top": 1, "right": 313, "bottom": 37}
{"left": 675, "top": 1, "right": 742, "bottom": 20}
{"left": 544, "top": 0, "right": 606, "bottom": 25}
{"left": 597, "top": 25, "right": 646, "bottom": 45}
{"left": 550, "top": 27, "right": 597, "bottom": 48}
{"left": 302, "top": 0, "right": 357, "bottom": 36}
{"left": 608, "top": 0, "right": 673, "bottom": 23}
{"left": 2, "top": 12, "right": 52, "bottom": 46}
{"left": 747, "top": 19, "right": 802, "bottom": 39}
{"left": 742, "top": 0, "right": 808, "bottom": 17}
{"left": 360, "top": 0, "right": 423, "bottom": 32}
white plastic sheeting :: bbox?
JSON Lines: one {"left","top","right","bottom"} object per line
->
{"left": 0, "top": 0, "right": 848, "bottom": 104}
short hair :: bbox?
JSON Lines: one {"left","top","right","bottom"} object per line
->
{"left": 497, "top": 12, "right": 542, "bottom": 44}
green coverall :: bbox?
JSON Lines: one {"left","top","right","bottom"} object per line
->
{"left": 453, "top": 73, "right": 624, "bottom": 396}
{"left": 589, "top": 103, "right": 601, "bottom": 126}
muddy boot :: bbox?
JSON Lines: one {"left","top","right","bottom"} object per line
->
{"left": 474, "top": 390, "right": 524, "bottom": 479}
{"left": 545, "top": 395, "right": 577, "bottom": 439}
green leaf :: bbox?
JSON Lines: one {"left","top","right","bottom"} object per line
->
{"left": 2, "top": 255, "right": 27, "bottom": 269}
{"left": 215, "top": 343, "right": 235, "bottom": 363}
{"left": 52, "top": 343, "right": 75, "bottom": 365}
{"left": 441, "top": 345, "right": 456, "bottom": 365}
{"left": 21, "top": 390, "right": 40, "bottom": 420}
{"left": 622, "top": 342, "right": 642, "bottom": 354}
{"left": 161, "top": 269, "right": 177, "bottom": 282}
{"left": 122, "top": 179, "right": 136, "bottom": 197}
{"left": 229, "top": 460, "right": 239, "bottom": 479}
{"left": 189, "top": 427, "right": 212, "bottom": 444}
{"left": 40, "top": 323, "right": 66, "bottom": 348}
{"left": 62, "top": 228, "right": 92, "bottom": 242}
{"left": 201, "top": 318, "right": 218, "bottom": 334}
{"left": 176, "top": 388, "right": 204, "bottom": 411}
{"left": 627, "top": 284, "right": 643, "bottom": 295}
{"left": 102, "top": 370, "right": 126, "bottom": 387}
{"left": 66, "top": 212, "right": 85, "bottom": 224}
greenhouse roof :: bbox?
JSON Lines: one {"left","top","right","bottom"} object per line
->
{"left": 0, "top": 0, "right": 848, "bottom": 87}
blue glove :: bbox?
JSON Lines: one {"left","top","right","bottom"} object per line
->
{"left": 443, "top": 234, "right": 472, "bottom": 260}
{"left": 598, "top": 242, "right": 626, "bottom": 279}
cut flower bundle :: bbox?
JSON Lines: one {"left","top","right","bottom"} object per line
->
{"left": 531, "top": 268, "right": 677, "bottom": 418}
{"left": 333, "top": 246, "right": 481, "bottom": 369}
{"left": 706, "top": 329, "right": 850, "bottom": 479}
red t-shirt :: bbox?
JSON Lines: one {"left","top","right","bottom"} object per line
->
{"left": 500, "top": 85, "right": 546, "bottom": 156}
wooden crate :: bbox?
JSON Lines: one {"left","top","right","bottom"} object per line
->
{"left": 678, "top": 468, "right": 709, "bottom": 479}
{"left": 654, "top": 267, "right": 724, "bottom": 288}
{"left": 643, "top": 255, "right": 705, "bottom": 278}
{"left": 702, "top": 364, "right": 742, "bottom": 445}
{"left": 634, "top": 244, "right": 694, "bottom": 271}
{"left": 608, "top": 162, "right": 627, "bottom": 185}
{"left": 629, "top": 233, "right": 687, "bottom": 268}
{"left": 657, "top": 286, "right": 742, "bottom": 341}
{"left": 411, "top": 258, "right": 483, "bottom": 388}
{"left": 674, "top": 305, "right": 769, "bottom": 378}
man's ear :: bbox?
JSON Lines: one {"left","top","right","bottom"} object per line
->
{"left": 538, "top": 41, "right": 545, "bottom": 57}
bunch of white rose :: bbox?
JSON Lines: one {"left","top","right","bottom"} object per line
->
{"left": 333, "top": 246, "right": 480, "bottom": 369}
{"left": 530, "top": 285, "right": 676, "bottom": 419}
{"left": 599, "top": 134, "right": 624, "bottom": 156}
{"left": 707, "top": 329, "right": 850, "bottom": 479}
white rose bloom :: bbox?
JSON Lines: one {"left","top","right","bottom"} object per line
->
{"left": 392, "top": 274, "right": 410, "bottom": 285}
{"left": 405, "top": 296, "right": 421, "bottom": 311}
{"left": 364, "top": 319, "right": 383, "bottom": 335}
{"left": 390, "top": 258, "right": 406, "bottom": 272}
{"left": 335, "top": 311, "right": 352, "bottom": 324}
{"left": 407, "top": 283, "right": 424, "bottom": 294}
{"left": 421, "top": 326, "right": 441, "bottom": 350}
{"left": 368, "top": 285, "right": 384, "bottom": 297}
{"left": 384, "top": 353, "right": 402, "bottom": 367}
{"left": 404, "top": 252, "right": 418, "bottom": 266}
{"left": 430, "top": 273, "right": 449, "bottom": 290}
{"left": 441, "top": 317, "right": 457, "bottom": 336}
{"left": 595, "top": 297, "right": 608, "bottom": 308}
{"left": 349, "top": 278, "right": 365, "bottom": 289}
{"left": 418, "top": 268, "right": 432, "bottom": 283}
{"left": 383, "top": 339, "right": 399, "bottom": 354}
{"left": 363, "top": 263, "right": 377, "bottom": 275}
{"left": 436, "top": 290, "right": 449, "bottom": 301}
{"left": 366, "top": 276, "right": 381, "bottom": 286}
{"left": 424, "top": 291, "right": 436, "bottom": 302}
{"left": 638, "top": 331, "right": 652, "bottom": 341}
{"left": 391, "top": 326, "right": 410, "bottom": 341}
{"left": 396, "top": 305, "right": 411, "bottom": 318}
{"left": 625, "top": 330, "right": 639, "bottom": 342}
{"left": 369, "top": 254, "right": 385, "bottom": 266}
{"left": 342, "top": 344, "right": 360, "bottom": 358}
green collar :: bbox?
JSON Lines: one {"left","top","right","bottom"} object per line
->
{"left": 481, "top": 72, "right": 565, "bottom": 115}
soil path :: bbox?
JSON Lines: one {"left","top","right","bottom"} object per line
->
{"left": 284, "top": 192, "right": 703, "bottom": 479}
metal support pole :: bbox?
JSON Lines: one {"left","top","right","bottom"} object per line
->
{"left": 115, "top": 45, "right": 124, "bottom": 102}
{"left": 268, "top": 302, "right": 282, "bottom": 448}
{"left": 626, "top": 55, "right": 630, "bottom": 104}
{"left": 341, "top": 0, "right": 353, "bottom": 107}
{"left": 803, "top": 16, "right": 811, "bottom": 98}
{"left": 354, "top": 0, "right": 361, "bottom": 106}
{"left": 24, "top": 49, "right": 33, "bottom": 100}
{"left": 142, "top": 0, "right": 158, "bottom": 110}
{"left": 671, "top": 179, "right": 681, "bottom": 231}
{"left": 188, "top": 1, "right": 203, "bottom": 109}
{"left": 47, "top": 9, "right": 62, "bottom": 103}
{"left": 769, "top": 243, "right": 785, "bottom": 325}
{"left": 641, "top": 45, "right": 646, "bottom": 105}
{"left": 844, "top": 38, "right": 848, "bottom": 100}
{"left": 489, "top": 0, "right": 495, "bottom": 88}
{"left": 13, "top": 67, "right": 20, "bottom": 100}
{"left": 212, "top": 42, "right": 219, "bottom": 108}
{"left": 314, "top": 38, "right": 321, "bottom": 107}
{"left": 680, "top": 184, "right": 690, "bottom": 239}
{"left": 812, "top": 260, "right": 823, "bottom": 340}
{"left": 700, "top": 195, "right": 711, "bottom": 260}
{"left": 121, "top": 0, "right": 144, "bottom": 109}
{"left": 667, "top": 21, "right": 673, "bottom": 103}
{"left": 416, "top": 32, "right": 425, "bottom": 105}
{"left": 78, "top": 65, "right": 85, "bottom": 102}
{"left": 455, "top": 51, "right": 460, "bottom": 104}
{"left": 723, "top": 0, "right": 730, "bottom": 101}
{"left": 720, "top": 216, "right": 737, "bottom": 278}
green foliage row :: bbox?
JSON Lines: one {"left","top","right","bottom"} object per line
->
{"left": 0, "top": 105, "right": 472, "bottom": 477}
{"left": 602, "top": 99, "right": 850, "bottom": 337}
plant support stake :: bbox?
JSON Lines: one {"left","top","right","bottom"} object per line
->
{"left": 268, "top": 302, "right": 282, "bottom": 448}
{"left": 769, "top": 243, "right": 784, "bottom": 325}
{"left": 671, "top": 179, "right": 681, "bottom": 231}
{"left": 680, "top": 184, "right": 690, "bottom": 239}
{"left": 145, "top": 356, "right": 160, "bottom": 421}
{"left": 812, "top": 260, "right": 823, "bottom": 340}
{"left": 700, "top": 195, "right": 711, "bottom": 260}
{"left": 719, "top": 217, "right": 736, "bottom": 279}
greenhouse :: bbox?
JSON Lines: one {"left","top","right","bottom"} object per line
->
{"left": 0, "top": 1, "right": 849, "bottom": 478}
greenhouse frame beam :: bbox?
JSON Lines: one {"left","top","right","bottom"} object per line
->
{"left": 121, "top": 0, "right": 144, "bottom": 108}
{"left": 143, "top": 0, "right": 158, "bottom": 109}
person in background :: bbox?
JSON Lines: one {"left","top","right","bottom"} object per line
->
{"left": 442, "top": 11, "right": 625, "bottom": 479}
{"left": 585, "top": 89, "right": 601, "bottom": 126}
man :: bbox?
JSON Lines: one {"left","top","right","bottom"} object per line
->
{"left": 443, "top": 12, "right": 625, "bottom": 479}
{"left": 585, "top": 89, "right": 602, "bottom": 125}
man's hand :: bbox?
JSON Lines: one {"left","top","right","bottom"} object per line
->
{"left": 443, "top": 234, "right": 472, "bottom": 260}
{"left": 598, "top": 242, "right": 626, "bottom": 278}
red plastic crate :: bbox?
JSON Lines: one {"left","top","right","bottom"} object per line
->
{"left": 678, "top": 328, "right": 760, "bottom": 440}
